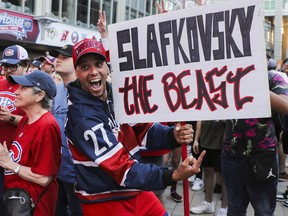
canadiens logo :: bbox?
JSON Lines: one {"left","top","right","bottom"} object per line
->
{"left": 5, "top": 141, "right": 22, "bottom": 175}
{"left": 9, "top": 141, "right": 22, "bottom": 162}
{"left": 0, "top": 91, "right": 16, "bottom": 112}
{"left": 4, "top": 49, "right": 14, "bottom": 57}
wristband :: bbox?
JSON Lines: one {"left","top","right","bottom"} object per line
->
{"left": 9, "top": 115, "right": 16, "bottom": 122}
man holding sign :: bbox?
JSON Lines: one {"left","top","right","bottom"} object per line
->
{"left": 65, "top": 38, "right": 206, "bottom": 216}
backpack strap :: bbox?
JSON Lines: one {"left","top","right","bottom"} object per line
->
{"left": 33, "top": 182, "right": 50, "bottom": 208}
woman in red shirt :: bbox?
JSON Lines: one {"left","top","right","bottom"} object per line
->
{"left": 0, "top": 70, "right": 61, "bottom": 216}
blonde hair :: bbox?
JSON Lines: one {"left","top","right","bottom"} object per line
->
{"left": 52, "top": 72, "right": 62, "bottom": 84}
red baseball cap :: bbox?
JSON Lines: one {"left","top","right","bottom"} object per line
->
{"left": 72, "top": 38, "right": 106, "bottom": 68}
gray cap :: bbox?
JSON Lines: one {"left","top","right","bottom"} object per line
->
{"left": 268, "top": 58, "right": 277, "bottom": 70}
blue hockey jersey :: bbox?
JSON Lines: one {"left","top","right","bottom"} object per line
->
{"left": 65, "top": 80, "right": 179, "bottom": 203}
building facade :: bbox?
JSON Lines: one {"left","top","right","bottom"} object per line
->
{"left": 263, "top": 0, "right": 288, "bottom": 62}
{"left": 0, "top": 0, "right": 287, "bottom": 62}
{"left": 0, "top": 0, "right": 166, "bottom": 58}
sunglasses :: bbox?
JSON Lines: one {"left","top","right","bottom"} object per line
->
{"left": 1, "top": 64, "right": 20, "bottom": 72}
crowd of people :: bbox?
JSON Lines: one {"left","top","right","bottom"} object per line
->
{"left": 0, "top": 1, "right": 288, "bottom": 216}
{"left": 0, "top": 40, "right": 204, "bottom": 216}
{"left": 0, "top": 6, "right": 206, "bottom": 216}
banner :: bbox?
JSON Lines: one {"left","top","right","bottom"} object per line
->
{"left": 0, "top": 9, "right": 39, "bottom": 42}
{"left": 108, "top": 0, "right": 270, "bottom": 123}
{"left": 0, "top": 9, "right": 100, "bottom": 46}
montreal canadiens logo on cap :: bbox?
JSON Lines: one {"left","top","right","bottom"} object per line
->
{"left": 4, "top": 49, "right": 15, "bottom": 57}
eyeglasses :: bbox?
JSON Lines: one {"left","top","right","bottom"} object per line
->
{"left": 1, "top": 64, "right": 19, "bottom": 72}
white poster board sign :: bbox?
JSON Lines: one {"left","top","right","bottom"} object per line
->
{"left": 108, "top": 0, "right": 270, "bottom": 123}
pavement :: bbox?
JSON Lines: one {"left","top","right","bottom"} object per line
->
{"left": 163, "top": 179, "right": 288, "bottom": 216}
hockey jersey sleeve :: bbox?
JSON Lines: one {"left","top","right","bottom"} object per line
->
{"left": 131, "top": 122, "right": 181, "bottom": 150}
{"left": 66, "top": 113, "right": 173, "bottom": 191}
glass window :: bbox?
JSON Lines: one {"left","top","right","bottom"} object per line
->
{"left": 152, "top": 0, "right": 157, "bottom": 15}
{"left": 126, "top": 6, "right": 130, "bottom": 20}
{"left": 263, "top": 0, "right": 276, "bottom": 10}
{"left": 77, "top": 0, "right": 88, "bottom": 26}
{"left": 64, "top": 0, "right": 76, "bottom": 23}
{"left": 2, "top": 0, "right": 33, "bottom": 14}
{"left": 284, "top": 0, "right": 288, "bottom": 9}
{"left": 271, "top": 1, "right": 275, "bottom": 10}
{"left": 90, "top": 0, "right": 101, "bottom": 27}
{"left": 24, "top": 0, "right": 34, "bottom": 14}
{"left": 103, "top": 0, "right": 112, "bottom": 25}
{"left": 138, "top": 12, "right": 144, "bottom": 18}
{"left": 52, "top": 0, "right": 75, "bottom": 23}
{"left": 112, "top": 2, "right": 118, "bottom": 24}
{"left": 131, "top": 0, "right": 137, "bottom": 10}
{"left": 264, "top": 1, "right": 269, "bottom": 10}
{"left": 130, "top": 8, "right": 137, "bottom": 20}
{"left": 166, "top": 1, "right": 175, "bottom": 10}
{"left": 3, "top": 0, "right": 20, "bottom": 7}
{"left": 146, "top": 0, "right": 151, "bottom": 15}
{"left": 52, "top": 0, "right": 60, "bottom": 17}
{"left": 139, "top": 0, "right": 145, "bottom": 13}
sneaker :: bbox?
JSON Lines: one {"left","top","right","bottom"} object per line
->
{"left": 190, "top": 201, "right": 215, "bottom": 214}
{"left": 276, "top": 186, "right": 288, "bottom": 201}
{"left": 170, "top": 191, "right": 182, "bottom": 202}
{"left": 191, "top": 178, "right": 204, "bottom": 191}
{"left": 279, "top": 171, "right": 288, "bottom": 182}
{"left": 188, "top": 175, "right": 196, "bottom": 183}
{"left": 215, "top": 208, "right": 227, "bottom": 216}
{"left": 284, "top": 200, "right": 288, "bottom": 207}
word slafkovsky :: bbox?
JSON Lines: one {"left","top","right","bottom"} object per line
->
{"left": 116, "top": 5, "right": 255, "bottom": 72}
{"left": 116, "top": 5, "right": 258, "bottom": 115}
